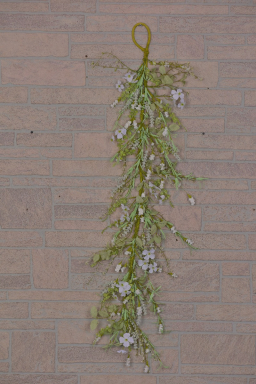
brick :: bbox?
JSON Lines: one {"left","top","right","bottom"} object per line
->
{"left": 159, "top": 378, "right": 246, "bottom": 384}
{"left": 227, "top": 107, "right": 256, "bottom": 130}
{"left": 53, "top": 160, "right": 120, "bottom": 177}
{"left": 0, "top": 275, "right": 30, "bottom": 289}
{"left": 55, "top": 220, "right": 105, "bottom": 230}
{"left": 236, "top": 152, "right": 256, "bottom": 161}
{"left": 160, "top": 16, "right": 256, "bottom": 34}
{"left": 0, "top": 132, "right": 14, "bottom": 146}
{"left": 31, "top": 302, "right": 91, "bottom": 319}
{"left": 177, "top": 35, "right": 204, "bottom": 59}
{"left": 59, "top": 105, "right": 105, "bottom": 117}
{"left": 0, "top": 159, "right": 49, "bottom": 175}
{"left": 0, "top": 14, "right": 85, "bottom": 31}
{"left": 151, "top": 262, "right": 219, "bottom": 292}
{"left": 220, "top": 62, "right": 256, "bottom": 78}
{"left": 0, "top": 33, "right": 68, "bottom": 57}
{"left": 55, "top": 205, "right": 107, "bottom": 220}
{"left": 0, "top": 375, "right": 78, "bottom": 384}
{"left": 71, "top": 32, "right": 174, "bottom": 45}
{"left": 31, "top": 88, "right": 117, "bottom": 105}
{"left": 249, "top": 235, "right": 256, "bottom": 249}
{"left": 58, "top": 320, "right": 96, "bottom": 344}
{"left": 59, "top": 117, "right": 105, "bottom": 131}
{"left": 0, "top": 320, "right": 55, "bottom": 330}
{"left": 54, "top": 188, "right": 110, "bottom": 204}
{"left": 0, "top": 2, "right": 48, "bottom": 12}
{"left": 163, "top": 321, "right": 232, "bottom": 333}
{"left": 186, "top": 150, "right": 233, "bottom": 161}
{"left": 245, "top": 90, "right": 256, "bottom": 106}
{"left": 178, "top": 161, "right": 256, "bottom": 179}
{"left": 0, "top": 332, "right": 9, "bottom": 359}
{"left": 14, "top": 177, "right": 117, "bottom": 188}
{"left": 86, "top": 15, "right": 157, "bottom": 32}
{"left": 182, "top": 118, "right": 224, "bottom": 133}
{"left": 0, "top": 188, "right": 51, "bottom": 229}
{"left": 222, "top": 277, "right": 250, "bottom": 303}
{"left": 206, "top": 35, "right": 245, "bottom": 45}
{"left": 177, "top": 106, "right": 225, "bottom": 117}
{"left": 222, "top": 262, "right": 250, "bottom": 276}
{"left": 181, "top": 334, "right": 255, "bottom": 365}
{"left": 236, "top": 324, "right": 256, "bottom": 333}
{"left": 252, "top": 265, "right": 256, "bottom": 293}
{"left": 208, "top": 45, "right": 256, "bottom": 60}
{"left": 157, "top": 206, "right": 201, "bottom": 231}
{"left": 0, "top": 231, "right": 42, "bottom": 247}
{"left": 0, "top": 303, "right": 28, "bottom": 318}
{"left": 220, "top": 78, "right": 256, "bottom": 91}
{"left": 183, "top": 250, "right": 256, "bottom": 261}
{"left": 0, "top": 87, "right": 27, "bottom": 103}
{"left": 182, "top": 365, "right": 255, "bottom": 376}
{"left": 188, "top": 90, "right": 241, "bottom": 106}
{"left": 197, "top": 304, "right": 256, "bottom": 321}
{"left": 0, "top": 363, "right": 8, "bottom": 372}
{"left": 81, "top": 376, "right": 156, "bottom": 384}
{"left": 188, "top": 134, "right": 256, "bottom": 150}
{"left": 204, "top": 206, "right": 256, "bottom": 222}
{"left": 204, "top": 222, "right": 256, "bottom": 233}
{"left": 0, "top": 106, "right": 56, "bottom": 131}
{"left": 51, "top": 0, "right": 96, "bottom": 12}
{"left": 12, "top": 331, "right": 55, "bottom": 372}
{"left": 152, "top": 348, "right": 179, "bottom": 374}
{"left": 75, "top": 132, "right": 115, "bottom": 158}
{"left": 45, "top": 231, "right": 111, "bottom": 248}
{"left": 17, "top": 133, "right": 72, "bottom": 147}
{"left": 248, "top": 35, "right": 256, "bottom": 44}
{"left": 231, "top": 6, "right": 256, "bottom": 14}
{"left": 71, "top": 44, "right": 174, "bottom": 61}
{"left": 9, "top": 291, "right": 98, "bottom": 301}
{"left": 2, "top": 60, "right": 85, "bottom": 86}
{"left": 0, "top": 147, "right": 72, "bottom": 159}
{"left": 32, "top": 249, "right": 69, "bottom": 289}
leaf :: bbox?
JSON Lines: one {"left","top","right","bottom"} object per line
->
{"left": 150, "top": 103, "right": 156, "bottom": 111}
{"left": 169, "top": 123, "right": 180, "bottom": 132}
{"left": 136, "top": 196, "right": 144, "bottom": 203}
{"left": 99, "top": 310, "right": 108, "bottom": 318}
{"left": 159, "top": 65, "right": 166, "bottom": 75}
{"left": 158, "top": 221, "right": 166, "bottom": 228}
{"left": 93, "top": 254, "right": 100, "bottom": 263}
{"left": 90, "top": 306, "right": 98, "bottom": 318}
{"left": 151, "top": 224, "right": 157, "bottom": 235}
{"left": 90, "top": 319, "right": 99, "bottom": 331}
{"left": 136, "top": 237, "right": 143, "bottom": 247}
{"left": 153, "top": 235, "right": 161, "bottom": 244}
{"left": 163, "top": 75, "right": 173, "bottom": 85}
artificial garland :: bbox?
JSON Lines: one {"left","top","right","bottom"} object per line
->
{"left": 90, "top": 23, "right": 204, "bottom": 372}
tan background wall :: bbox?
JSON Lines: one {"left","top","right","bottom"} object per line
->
{"left": 0, "top": 0, "right": 256, "bottom": 383}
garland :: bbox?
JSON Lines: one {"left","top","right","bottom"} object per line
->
{"left": 89, "top": 23, "right": 204, "bottom": 373}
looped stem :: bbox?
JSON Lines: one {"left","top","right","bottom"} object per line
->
{"left": 131, "top": 23, "right": 151, "bottom": 63}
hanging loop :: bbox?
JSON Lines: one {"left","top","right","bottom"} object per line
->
{"left": 131, "top": 22, "right": 151, "bottom": 61}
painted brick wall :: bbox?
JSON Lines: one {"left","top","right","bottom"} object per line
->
{"left": 0, "top": 0, "right": 255, "bottom": 383}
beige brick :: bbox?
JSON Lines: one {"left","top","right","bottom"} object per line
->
{"left": 0, "top": 159, "right": 49, "bottom": 176}
{"left": 32, "top": 249, "right": 69, "bottom": 289}
{"left": 0, "top": 87, "right": 27, "bottom": 103}
{"left": 55, "top": 204, "right": 107, "bottom": 220}
{"left": 31, "top": 302, "right": 91, "bottom": 319}
{"left": 0, "top": 132, "right": 14, "bottom": 146}
{"left": 204, "top": 206, "right": 256, "bottom": 222}
{"left": 81, "top": 376, "right": 156, "bottom": 384}
{"left": 53, "top": 160, "right": 120, "bottom": 177}
{"left": 160, "top": 16, "right": 256, "bottom": 34}
{"left": 0, "top": 332, "right": 9, "bottom": 359}
{"left": 2, "top": 60, "right": 85, "bottom": 86}
{"left": 0, "top": 320, "right": 55, "bottom": 330}
{"left": 222, "top": 278, "right": 251, "bottom": 303}
{"left": 45, "top": 231, "right": 112, "bottom": 248}
{"left": 59, "top": 117, "right": 105, "bottom": 131}
{"left": 183, "top": 250, "right": 256, "bottom": 261}
{"left": 248, "top": 35, "right": 256, "bottom": 44}
{"left": 245, "top": 90, "right": 256, "bottom": 106}
{"left": 31, "top": 88, "right": 117, "bottom": 105}
{"left": 0, "top": 375, "right": 78, "bottom": 384}
{"left": 231, "top": 6, "right": 256, "bottom": 14}
{"left": 12, "top": 331, "right": 55, "bottom": 372}
{"left": 181, "top": 334, "right": 255, "bottom": 365}
{"left": 208, "top": 46, "right": 256, "bottom": 60}
{"left": 0, "top": 231, "right": 42, "bottom": 247}
{"left": 186, "top": 150, "right": 233, "bottom": 161}
{"left": 197, "top": 304, "right": 256, "bottom": 321}
{"left": 0, "top": 188, "right": 52, "bottom": 229}
{"left": 182, "top": 118, "right": 224, "bottom": 133}
{"left": 188, "top": 90, "right": 241, "bottom": 106}
{"left": 157, "top": 206, "right": 201, "bottom": 231}
{"left": 51, "top": 0, "right": 96, "bottom": 12}
{"left": 0, "top": 275, "right": 30, "bottom": 290}
{"left": 71, "top": 32, "right": 174, "bottom": 45}
{"left": 0, "top": 33, "right": 68, "bottom": 57}
{"left": 187, "top": 134, "right": 256, "bottom": 150}
{"left": 75, "top": 132, "right": 115, "bottom": 158}
{"left": 54, "top": 188, "right": 110, "bottom": 204}
{"left": 182, "top": 364, "right": 256, "bottom": 376}
{"left": 222, "top": 262, "right": 250, "bottom": 276}
{"left": 0, "top": 363, "right": 8, "bottom": 372}
{"left": 86, "top": 15, "right": 157, "bottom": 32}
{"left": 0, "top": 2, "right": 48, "bottom": 12}
{"left": 177, "top": 35, "right": 204, "bottom": 59}
{"left": 0, "top": 106, "right": 56, "bottom": 130}
{"left": 17, "top": 133, "right": 72, "bottom": 147}
{"left": 206, "top": 35, "right": 245, "bottom": 45}
{"left": 59, "top": 105, "right": 105, "bottom": 117}
{"left": 159, "top": 377, "right": 246, "bottom": 384}
{"left": 9, "top": 291, "right": 98, "bottom": 301}
{"left": 220, "top": 62, "right": 256, "bottom": 78}
{"left": 252, "top": 264, "right": 256, "bottom": 293}
{"left": 0, "top": 14, "right": 85, "bottom": 31}
{"left": 249, "top": 235, "right": 256, "bottom": 249}
{"left": 0, "top": 303, "right": 28, "bottom": 318}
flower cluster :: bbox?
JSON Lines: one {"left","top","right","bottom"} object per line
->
{"left": 171, "top": 88, "right": 185, "bottom": 109}
{"left": 138, "top": 249, "right": 162, "bottom": 273}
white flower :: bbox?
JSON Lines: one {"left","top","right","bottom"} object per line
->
{"left": 123, "top": 298, "right": 128, "bottom": 303}
{"left": 171, "top": 88, "right": 184, "bottom": 100}
{"left": 135, "top": 289, "right": 141, "bottom": 295}
{"left": 189, "top": 197, "right": 195, "bottom": 205}
{"left": 117, "top": 350, "right": 127, "bottom": 354}
{"left": 116, "top": 80, "right": 124, "bottom": 92}
{"left": 115, "top": 263, "right": 122, "bottom": 273}
{"left": 164, "top": 111, "right": 169, "bottom": 117}
{"left": 160, "top": 180, "right": 164, "bottom": 189}
{"left": 141, "top": 192, "right": 145, "bottom": 198}
{"left": 131, "top": 103, "right": 135, "bottom": 109}
{"left": 140, "top": 217, "right": 144, "bottom": 223}
{"left": 118, "top": 281, "right": 131, "bottom": 294}
{"left": 111, "top": 99, "right": 118, "bottom": 108}
{"left": 145, "top": 169, "right": 151, "bottom": 180}
{"left": 162, "top": 127, "right": 168, "bottom": 137}
{"left": 149, "top": 154, "right": 155, "bottom": 161}
{"left": 126, "top": 357, "right": 131, "bottom": 367}
{"left": 124, "top": 121, "right": 131, "bottom": 129}
{"left": 142, "top": 249, "right": 155, "bottom": 261}
{"left": 160, "top": 194, "right": 165, "bottom": 200}
{"left": 149, "top": 262, "right": 158, "bottom": 273}
{"left": 160, "top": 163, "right": 165, "bottom": 171}
{"left": 125, "top": 251, "right": 131, "bottom": 255}
{"left": 137, "top": 306, "right": 142, "bottom": 316}
{"left": 121, "top": 204, "right": 129, "bottom": 214}
{"left": 133, "top": 120, "right": 138, "bottom": 129}
{"left": 111, "top": 135, "right": 115, "bottom": 142}
{"left": 119, "top": 333, "right": 134, "bottom": 347}
{"left": 124, "top": 72, "right": 135, "bottom": 83}
{"left": 121, "top": 267, "right": 126, "bottom": 272}
{"left": 158, "top": 324, "right": 163, "bottom": 334}
{"left": 157, "top": 267, "right": 162, "bottom": 273}
{"left": 138, "top": 259, "right": 149, "bottom": 270}
{"left": 146, "top": 348, "right": 150, "bottom": 353}
{"left": 135, "top": 105, "right": 141, "bottom": 110}
{"left": 186, "top": 239, "right": 193, "bottom": 246}
{"left": 171, "top": 226, "right": 177, "bottom": 234}
{"left": 157, "top": 307, "right": 161, "bottom": 313}
{"left": 172, "top": 273, "right": 178, "bottom": 278}
{"left": 144, "top": 365, "right": 149, "bottom": 373}
{"left": 178, "top": 100, "right": 185, "bottom": 109}
{"left": 138, "top": 207, "right": 144, "bottom": 216}
{"left": 115, "top": 127, "right": 126, "bottom": 139}
{"left": 164, "top": 61, "right": 170, "bottom": 68}
{"left": 121, "top": 288, "right": 131, "bottom": 297}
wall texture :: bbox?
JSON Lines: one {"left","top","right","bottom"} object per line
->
{"left": 0, "top": 0, "right": 256, "bottom": 383}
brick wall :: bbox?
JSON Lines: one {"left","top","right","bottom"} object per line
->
{"left": 0, "top": 0, "right": 256, "bottom": 383}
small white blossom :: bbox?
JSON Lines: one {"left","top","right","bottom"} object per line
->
{"left": 138, "top": 259, "right": 149, "bottom": 270}
{"left": 121, "top": 267, "right": 126, "bottom": 273}
{"left": 131, "top": 103, "right": 135, "bottom": 109}
{"left": 146, "top": 348, "right": 150, "bottom": 353}
{"left": 160, "top": 180, "right": 164, "bottom": 189}
{"left": 157, "top": 267, "right": 162, "bottom": 273}
{"left": 135, "top": 289, "right": 141, "bottom": 295}
{"left": 145, "top": 169, "right": 151, "bottom": 180}
{"left": 138, "top": 207, "right": 144, "bottom": 216}
{"left": 111, "top": 99, "right": 118, "bottom": 108}
{"left": 171, "top": 88, "right": 184, "bottom": 100}
{"left": 121, "top": 204, "right": 129, "bottom": 214}
{"left": 144, "top": 365, "right": 149, "bottom": 373}
{"left": 117, "top": 350, "right": 127, "bottom": 354}
{"left": 149, "top": 262, "right": 158, "bottom": 273}
{"left": 149, "top": 154, "right": 155, "bottom": 161}
{"left": 188, "top": 196, "right": 195, "bottom": 205}
{"left": 115, "top": 263, "right": 122, "bottom": 273}
{"left": 140, "top": 217, "right": 144, "bottom": 223}
{"left": 137, "top": 306, "right": 142, "bottom": 316}
{"left": 133, "top": 120, "right": 138, "bottom": 129}
{"left": 111, "top": 135, "right": 115, "bottom": 142}
{"left": 124, "top": 121, "right": 132, "bottom": 129}
{"left": 158, "top": 324, "right": 164, "bottom": 334}
{"left": 125, "top": 251, "right": 131, "bottom": 255}
{"left": 119, "top": 333, "right": 134, "bottom": 347}
{"left": 142, "top": 249, "right": 155, "bottom": 261}
{"left": 141, "top": 192, "right": 145, "bottom": 198}
{"left": 178, "top": 100, "right": 185, "bottom": 109}
{"left": 172, "top": 273, "right": 178, "bottom": 278}
{"left": 162, "top": 127, "right": 168, "bottom": 137}
{"left": 126, "top": 357, "right": 131, "bottom": 367}
{"left": 186, "top": 238, "right": 193, "bottom": 246}
{"left": 115, "top": 127, "right": 126, "bottom": 139}
{"left": 116, "top": 80, "right": 124, "bottom": 92}
{"left": 171, "top": 226, "right": 177, "bottom": 234}
{"left": 135, "top": 105, "right": 141, "bottom": 110}
{"left": 164, "top": 111, "right": 169, "bottom": 117}
{"left": 157, "top": 307, "right": 161, "bottom": 313}
{"left": 124, "top": 72, "right": 135, "bottom": 83}
{"left": 160, "top": 163, "right": 165, "bottom": 171}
